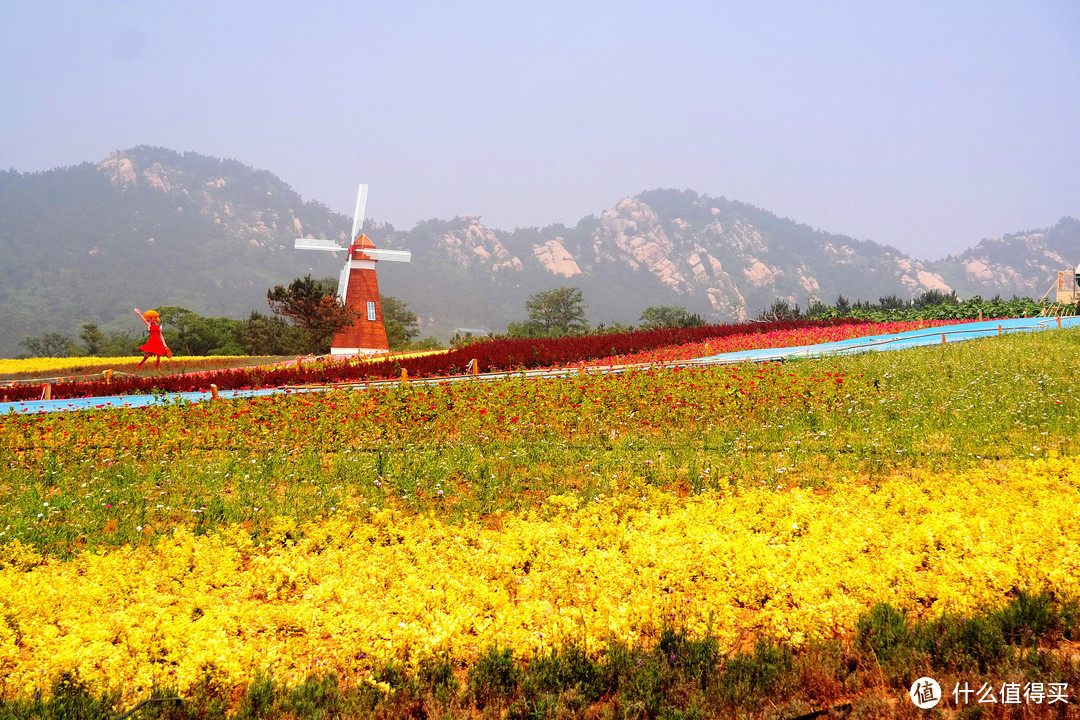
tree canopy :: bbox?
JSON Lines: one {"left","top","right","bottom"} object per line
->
{"left": 381, "top": 296, "right": 420, "bottom": 350}
{"left": 638, "top": 305, "right": 706, "bottom": 330}
{"left": 510, "top": 287, "right": 588, "bottom": 338}
{"left": 18, "top": 332, "right": 73, "bottom": 358}
{"left": 267, "top": 275, "right": 357, "bottom": 354}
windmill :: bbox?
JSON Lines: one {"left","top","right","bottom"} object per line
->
{"left": 294, "top": 184, "right": 411, "bottom": 356}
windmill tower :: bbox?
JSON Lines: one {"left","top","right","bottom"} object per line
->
{"left": 295, "top": 184, "right": 411, "bottom": 356}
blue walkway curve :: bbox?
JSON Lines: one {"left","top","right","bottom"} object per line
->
{"left": 687, "top": 316, "right": 1080, "bottom": 365}
{"left": 4, "top": 317, "right": 1077, "bottom": 415}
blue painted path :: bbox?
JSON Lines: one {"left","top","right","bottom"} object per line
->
{"left": 3, "top": 317, "right": 1076, "bottom": 415}
{"left": 687, "top": 316, "right": 1080, "bottom": 365}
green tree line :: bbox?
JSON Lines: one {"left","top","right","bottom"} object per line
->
{"left": 756, "top": 289, "right": 1056, "bottom": 323}
{"left": 16, "top": 276, "right": 431, "bottom": 358}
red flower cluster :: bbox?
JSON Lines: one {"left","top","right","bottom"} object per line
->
{"left": 2, "top": 319, "right": 869, "bottom": 403}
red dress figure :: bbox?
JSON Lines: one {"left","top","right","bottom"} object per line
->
{"left": 135, "top": 308, "right": 172, "bottom": 373}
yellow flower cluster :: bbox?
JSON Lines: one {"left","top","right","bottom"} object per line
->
{"left": 0, "top": 356, "right": 258, "bottom": 379}
{"left": 1, "top": 458, "right": 1078, "bottom": 701}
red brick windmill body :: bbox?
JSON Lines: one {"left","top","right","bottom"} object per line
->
{"left": 294, "top": 184, "right": 411, "bottom": 356}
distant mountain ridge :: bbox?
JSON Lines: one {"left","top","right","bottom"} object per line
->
{"left": 0, "top": 146, "right": 1075, "bottom": 358}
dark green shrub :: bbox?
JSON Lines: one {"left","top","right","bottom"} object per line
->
{"left": 1060, "top": 596, "right": 1080, "bottom": 640}
{"left": 10, "top": 672, "right": 121, "bottom": 720}
{"left": 995, "top": 591, "right": 1055, "bottom": 645}
{"left": 234, "top": 671, "right": 276, "bottom": 719}
{"left": 524, "top": 643, "right": 604, "bottom": 702}
{"left": 914, "top": 613, "right": 1006, "bottom": 674}
{"left": 717, "top": 638, "right": 795, "bottom": 708}
{"left": 468, "top": 645, "right": 520, "bottom": 708}
{"left": 282, "top": 673, "right": 343, "bottom": 719}
{"left": 618, "top": 652, "right": 665, "bottom": 718}
{"left": 854, "top": 602, "right": 910, "bottom": 667}
{"left": 413, "top": 655, "right": 459, "bottom": 704}
{"left": 657, "top": 625, "right": 720, "bottom": 689}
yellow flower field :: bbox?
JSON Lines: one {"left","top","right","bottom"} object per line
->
{"left": 0, "top": 356, "right": 273, "bottom": 380}
{"left": 1, "top": 457, "right": 1077, "bottom": 701}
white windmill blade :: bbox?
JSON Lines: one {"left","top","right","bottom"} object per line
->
{"left": 294, "top": 237, "right": 346, "bottom": 252}
{"left": 337, "top": 262, "right": 350, "bottom": 303}
{"left": 350, "top": 184, "right": 369, "bottom": 241}
{"left": 365, "top": 248, "right": 412, "bottom": 262}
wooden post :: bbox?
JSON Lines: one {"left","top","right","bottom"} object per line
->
{"left": 103, "top": 369, "right": 113, "bottom": 384}
{"left": 42, "top": 383, "right": 52, "bottom": 401}
{"left": 400, "top": 368, "right": 408, "bottom": 383}
{"left": 210, "top": 384, "right": 219, "bottom": 400}
{"left": 470, "top": 359, "right": 479, "bottom": 375}
{"left": 978, "top": 310, "right": 983, "bottom": 321}
{"left": 998, "top": 325, "right": 1002, "bottom": 336}
{"left": 1057, "top": 316, "right": 1062, "bottom": 329}
{"left": 296, "top": 357, "right": 303, "bottom": 369}
{"left": 941, "top": 334, "right": 947, "bottom": 345}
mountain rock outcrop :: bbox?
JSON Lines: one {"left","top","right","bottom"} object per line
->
{"left": 1, "top": 146, "right": 1076, "bottom": 357}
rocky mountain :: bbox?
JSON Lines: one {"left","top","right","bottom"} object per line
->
{"left": 934, "top": 218, "right": 1080, "bottom": 299}
{"left": 0, "top": 146, "right": 1075, "bottom": 357}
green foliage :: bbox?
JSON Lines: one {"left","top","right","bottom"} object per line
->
{"left": 17, "top": 332, "right": 74, "bottom": 358}
{"left": 234, "top": 670, "right": 276, "bottom": 720}
{"left": 801, "top": 293, "right": 1044, "bottom": 322}
{"left": 183, "top": 316, "right": 245, "bottom": 356}
{"left": 913, "top": 289, "right": 959, "bottom": 308}
{"left": 855, "top": 602, "right": 910, "bottom": 668}
{"left": 854, "top": 603, "right": 924, "bottom": 683}
{"left": 282, "top": 673, "right": 345, "bottom": 718}
{"left": 995, "top": 591, "right": 1056, "bottom": 645}
{"left": 380, "top": 296, "right": 420, "bottom": 350}
{"left": 157, "top": 307, "right": 198, "bottom": 354}
{"left": 236, "top": 311, "right": 306, "bottom": 356}
{"left": 756, "top": 298, "right": 802, "bottom": 321}
{"left": 510, "top": 287, "right": 588, "bottom": 338}
{"left": 913, "top": 613, "right": 1006, "bottom": 675}
{"left": 77, "top": 323, "right": 104, "bottom": 356}
{"left": 468, "top": 646, "right": 520, "bottom": 708}
{"left": 0, "top": 671, "right": 120, "bottom": 720}
{"left": 267, "top": 275, "right": 357, "bottom": 354}
{"left": 100, "top": 329, "right": 140, "bottom": 356}
{"left": 518, "top": 644, "right": 604, "bottom": 708}
{"left": 591, "top": 321, "right": 635, "bottom": 334}
{"left": 659, "top": 625, "right": 721, "bottom": 690}
{"left": 717, "top": 639, "right": 796, "bottom": 708}
{"left": 639, "top": 305, "right": 706, "bottom": 330}
{"left": 855, "top": 593, "right": 1080, "bottom": 680}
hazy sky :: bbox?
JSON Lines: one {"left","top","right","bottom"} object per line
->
{"left": 2, "top": 1, "right": 1077, "bottom": 260}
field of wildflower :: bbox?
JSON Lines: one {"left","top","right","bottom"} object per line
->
{"left": 1, "top": 323, "right": 1079, "bottom": 717}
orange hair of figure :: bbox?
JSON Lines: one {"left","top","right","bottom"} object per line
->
{"left": 143, "top": 310, "right": 160, "bottom": 322}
